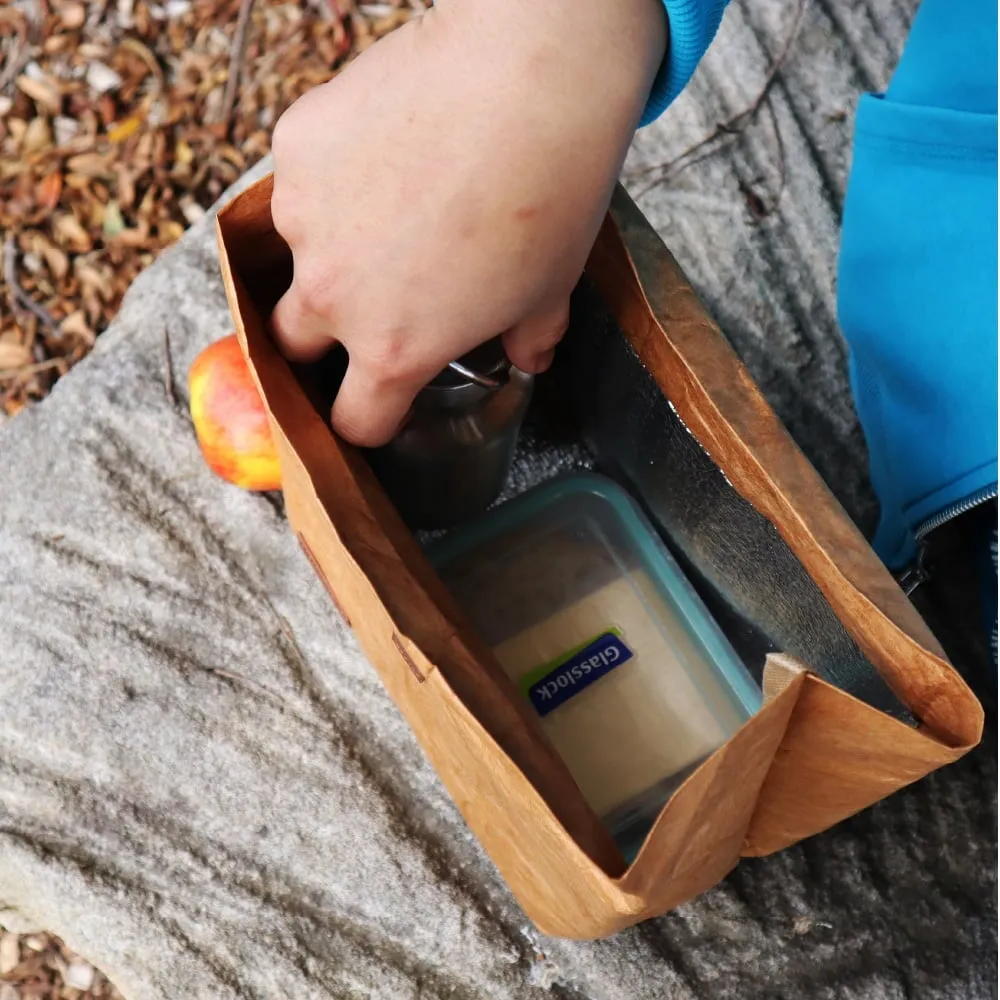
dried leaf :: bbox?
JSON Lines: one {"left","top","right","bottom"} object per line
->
{"left": 16, "top": 74, "right": 62, "bottom": 115}
{"left": 0, "top": 931, "right": 19, "bottom": 975}
{"left": 53, "top": 213, "right": 93, "bottom": 252}
{"left": 60, "top": 2, "right": 87, "bottom": 29}
{"left": 43, "top": 245, "right": 70, "bottom": 280}
{"left": 52, "top": 115, "right": 80, "bottom": 145}
{"left": 64, "top": 960, "right": 95, "bottom": 991}
{"left": 102, "top": 202, "right": 126, "bottom": 238}
{"left": 119, "top": 37, "right": 165, "bottom": 86}
{"left": 179, "top": 196, "right": 205, "bottom": 226}
{"left": 60, "top": 310, "right": 95, "bottom": 342}
{"left": 35, "top": 170, "right": 63, "bottom": 211}
{"left": 113, "top": 225, "right": 150, "bottom": 247}
{"left": 174, "top": 138, "right": 194, "bottom": 165}
{"left": 86, "top": 61, "right": 123, "bottom": 94}
{"left": 215, "top": 144, "right": 247, "bottom": 171}
{"left": 22, "top": 116, "right": 53, "bottom": 154}
{"left": 66, "top": 152, "right": 115, "bottom": 178}
{"left": 158, "top": 220, "right": 185, "bottom": 243}
{"left": 22, "top": 251, "right": 43, "bottom": 273}
{"left": 97, "top": 93, "right": 118, "bottom": 127}
{"left": 77, "top": 42, "right": 111, "bottom": 60}
{"left": 0, "top": 341, "right": 34, "bottom": 370}
{"left": 113, "top": 164, "right": 137, "bottom": 209}
{"left": 107, "top": 114, "right": 142, "bottom": 143}
{"left": 43, "top": 32, "right": 71, "bottom": 54}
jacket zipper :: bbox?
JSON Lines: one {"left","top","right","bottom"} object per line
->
{"left": 896, "top": 484, "right": 999, "bottom": 596}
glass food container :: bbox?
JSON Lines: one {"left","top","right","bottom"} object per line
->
{"left": 427, "top": 472, "right": 762, "bottom": 860}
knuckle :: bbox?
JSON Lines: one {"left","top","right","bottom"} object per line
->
{"left": 270, "top": 105, "right": 300, "bottom": 165}
{"left": 531, "top": 321, "right": 568, "bottom": 354}
{"left": 337, "top": 417, "right": 389, "bottom": 450}
{"left": 275, "top": 288, "right": 308, "bottom": 332}
{"left": 360, "top": 331, "right": 417, "bottom": 382}
{"left": 292, "top": 263, "right": 338, "bottom": 320}
{"left": 269, "top": 185, "right": 298, "bottom": 242}
{"left": 271, "top": 87, "right": 325, "bottom": 163}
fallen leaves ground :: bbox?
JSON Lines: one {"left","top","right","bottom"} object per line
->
{"left": 0, "top": 1, "right": 419, "bottom": 994}
{"left": 0, "top": 933, "right": 122, "bottom": 1000}
{"left": 1, "top": 0, "right": 421, "bottom": 420}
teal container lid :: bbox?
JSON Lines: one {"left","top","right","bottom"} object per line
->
{"left": 427, "top": 472, "right": 762, "bottom": 719}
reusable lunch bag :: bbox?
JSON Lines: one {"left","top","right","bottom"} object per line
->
{"left": 215, "top": 174, "right": 982, "bottom": 940}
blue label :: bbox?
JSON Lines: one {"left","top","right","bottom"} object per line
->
{"left": 527, "top": 631, "right": 633, "bottom": 717}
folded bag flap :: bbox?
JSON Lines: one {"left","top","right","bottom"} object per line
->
{"left": 744, "top": 656, "right": 968, "bottom": 856}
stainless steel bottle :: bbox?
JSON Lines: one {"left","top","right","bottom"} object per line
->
{"left": 366, "top": 339, "right": 533, "bottom": 531}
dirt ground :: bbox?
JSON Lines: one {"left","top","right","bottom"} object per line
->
{"left": 0, "top": 0, "right": 419, "bottom": 417}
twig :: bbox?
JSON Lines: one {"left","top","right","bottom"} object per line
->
{"left": 3, "top": 234, "right": 61, "bottom": 337}
{"left": 764, "top": 93, "right": 788, "bottom": 214}
{"left": 273, "top": 606, "right": 311, "bottom": 673}
{"left": 630, "top": 0, "right": 806, "bottom": 199}
{"left": 221, "top": 0, "right": 255, "bottom": 130}
{"left": 0, "top": 357, "right": 65, "bottom": 380}
{"left": 2, "top": 236, "right": 15, "bottom": 314}
{"left": 18, "top": 295, "right": 61, "bottom": 336}
{"left": 633, "top": 134, "right": 742, "bottom": 201}
{"left": 0, "top": 11, "right": 31, "bottom": 94}
{"left": 736, "top": 94, "right": 790, "bottom": 221}
{"left": 162, "top": 325, "right": 177, "bottom": 405}
{"left": 202, "top": 664, "right": 286, "bottom": 702}
{"left": 3, "top": 235, "right": 18, "bottom": 312}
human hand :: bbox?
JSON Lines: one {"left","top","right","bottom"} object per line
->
{"left": 270, "top": 0, "right": 666, "bottom": 446}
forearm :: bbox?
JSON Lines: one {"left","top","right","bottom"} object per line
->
{"left": 270, "top": 0, "right": 672, "bottom": 446}
{"left": 433, "top": 0, "right": 668, "bottom": 135}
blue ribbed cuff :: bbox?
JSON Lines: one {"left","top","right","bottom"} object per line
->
{"left": 639, "top": 0, "right": 729, "bottom": 126}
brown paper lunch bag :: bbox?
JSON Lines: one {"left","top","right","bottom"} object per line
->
{"left": 215, "top": 173, "right": 983, "bottom": 940}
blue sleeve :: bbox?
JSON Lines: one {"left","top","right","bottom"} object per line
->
{"left": 639, "top": 0, "right": 729, "bottom": 126}
{"left": 836, "top": 0, "right": 997, "bottom": 569}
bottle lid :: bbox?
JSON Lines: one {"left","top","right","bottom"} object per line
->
{"left": 431, "top": 337, "right": 511, "bottom": 390}
{"left": 417, "top": 338, "right": 512, "bottom": 410}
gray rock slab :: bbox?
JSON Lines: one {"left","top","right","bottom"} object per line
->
{"left": 1, "top": 1, "right": 995, "bottom": 998}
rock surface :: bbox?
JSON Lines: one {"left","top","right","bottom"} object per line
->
{"left": 1, "top": 1, "right": 995, "bottom": 998}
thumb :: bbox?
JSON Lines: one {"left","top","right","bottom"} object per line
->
{"left": 271, "top": 282, "right": 335, "bottom": 364}
{"left": 501, "top": 300, "right": 570, "bottom": 374}
{"left": 331, "top": 362, "right": 422, "bottom": 448}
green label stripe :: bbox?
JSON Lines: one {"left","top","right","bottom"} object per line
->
{"left": 516, "top": 626, "right": 624, "bottom": 698}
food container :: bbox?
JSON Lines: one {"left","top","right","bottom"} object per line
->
{"left": 428, "top": 473, "right": 762, "bottom": 858}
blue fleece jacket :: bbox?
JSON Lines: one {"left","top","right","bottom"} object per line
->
{"left": 645, "top": 0, "right": 998, "bottom": 576}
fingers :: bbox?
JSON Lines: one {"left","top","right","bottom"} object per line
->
{"left": 501, "top": 300, "right": 570, "bottom": 374}
{"left": 331, "top": 363, "right": 423, "bottom": 448}
{"left": 271, "top": 277, "right": 426, "bottom": 447}
{"left": 271, "top": 284, "right": 334, "bottom": 364}
{"left": 272, "top": 280, "right": 569, "bottom": 446}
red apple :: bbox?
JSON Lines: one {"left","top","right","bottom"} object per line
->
{"left": 188, "top": 333, "right": 281, "bottom": 491}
